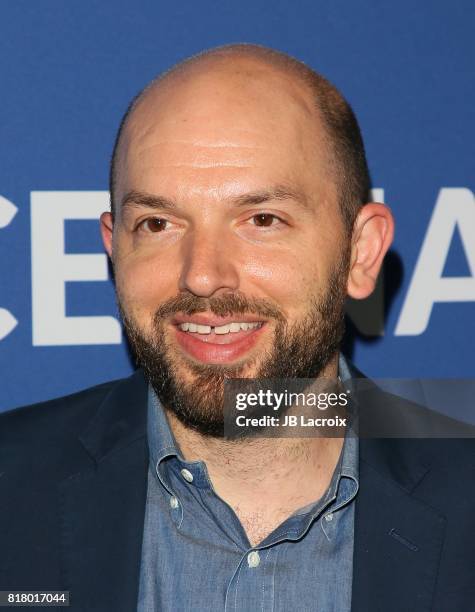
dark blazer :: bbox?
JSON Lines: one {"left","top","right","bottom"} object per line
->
{"left": 1, "top": 368, "right": 475, "bottom": 611}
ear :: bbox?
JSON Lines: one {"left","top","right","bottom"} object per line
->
{"left": 347, "top": 203, "right": 394, "bottom": 299}
{"left": 100, "top": 212, "right": 114, "bottom": 259}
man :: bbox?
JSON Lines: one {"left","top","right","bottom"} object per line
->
{"left": 1, "top": 44, "right": 474, "bottom": 611}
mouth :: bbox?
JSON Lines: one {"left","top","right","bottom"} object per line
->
{"left": 172, "top": 315, "right": 267, "bottom": 364}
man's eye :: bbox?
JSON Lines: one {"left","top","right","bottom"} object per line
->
{"left": 251, "top": 214, "right": 280, "bottom": 227}
{"left": 139, "top": 218, "right": 169, "bottom": 233}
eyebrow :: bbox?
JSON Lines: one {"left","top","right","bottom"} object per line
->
{"left": 232, "top": 186, "right": 310, "bottom": 210}
{"left": 121, "top": 191, "right": 178, "bottom": 212}
{"left": 121, "top": 184, "right": 310, "bottom": 213}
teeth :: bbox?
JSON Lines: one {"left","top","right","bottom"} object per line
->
{"left": 179, "top": 321, "right": 261, "bottom": 334}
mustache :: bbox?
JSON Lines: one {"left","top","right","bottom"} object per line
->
{"left": 153, "top": 292, "right": 286, "bottom": 322}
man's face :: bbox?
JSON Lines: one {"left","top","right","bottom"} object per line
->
{"left": 105, "top": 60, "right": 351, "bottom": 436}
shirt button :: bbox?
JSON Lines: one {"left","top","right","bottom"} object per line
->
{"left": 247, "top": 551, "right": 261, "bottom": 568}
{"left": 325, "top": 513, "right": 333, "bottom": 522}
{"left": 180, "top": 468, "right": 194, "bottom": 483}
{"left": 169, "top": 496, "right": 179, "bottom": 509}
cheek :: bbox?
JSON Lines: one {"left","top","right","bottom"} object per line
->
{"left": 113, "top": 253, "right": 176, "bottom": 320}
{"left": 241, "top": 244, "right": 322, "bottom": 311}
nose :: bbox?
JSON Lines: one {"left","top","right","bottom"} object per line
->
{"left": 178, "top": 228, "right": 240, "bottom": 297}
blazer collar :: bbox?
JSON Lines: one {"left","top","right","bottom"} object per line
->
{"left": 78, "top": 369, "right": 148, "bottom": 464}
{"left": 346, "top": 360, "right": 430, "bottom": 491}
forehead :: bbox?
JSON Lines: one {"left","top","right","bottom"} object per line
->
{"left": 116, "top": 59, "right": 333, "bottom": 200}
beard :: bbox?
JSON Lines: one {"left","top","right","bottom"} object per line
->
{"left": 119, "top": 251, "right": 350, "bottom": 438}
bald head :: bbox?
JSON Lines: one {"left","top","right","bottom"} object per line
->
{"left": 109, "top": 44, "right": 370, "bottom": 234}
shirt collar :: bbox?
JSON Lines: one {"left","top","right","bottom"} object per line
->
{"left": 147, "top": 386, "right": 179, "bottom": 470}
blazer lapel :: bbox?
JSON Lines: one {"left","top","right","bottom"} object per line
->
{"left": 59, "top": 371, "right": 149, "bottom": 612}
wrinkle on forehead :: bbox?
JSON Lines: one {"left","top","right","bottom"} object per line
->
{"left": 136, "top": 138, "right": 266, "bottom": 149}
{"left": 122, "top": 101, "right": 321, "bottom": 170}
{"left": 132, "top": 138, "right": 266, "bottom": 171}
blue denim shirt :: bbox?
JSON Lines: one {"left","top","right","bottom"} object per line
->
{"left": 137, "top": 356, "right": 358, "bottom": 611}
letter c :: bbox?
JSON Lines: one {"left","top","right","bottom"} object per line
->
{"left": 0, "top": 195, "right": 19, "bottom": 341}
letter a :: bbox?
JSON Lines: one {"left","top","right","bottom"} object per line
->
{"left": 396, "top": 188, "right": 475, "bottom": 335}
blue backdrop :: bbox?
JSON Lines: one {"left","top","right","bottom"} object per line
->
{"left": 1, "top": 0, "right": 474, "bottom": 412}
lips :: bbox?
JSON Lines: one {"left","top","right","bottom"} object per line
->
{"left": 172, "top": 315, "right": 267, "bottom": 364}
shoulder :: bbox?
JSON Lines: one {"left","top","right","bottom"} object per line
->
{"left": 0, "top": 372, "right": 147, "bottom": 473}
{"left": 0, "top": 378, "right": 122, "bottom": 440}
{"left": 346, "top": 358, "right": 475, "bottom": 478}
{"left": 345, "top": 359, "right": 475, "bottom": 441}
